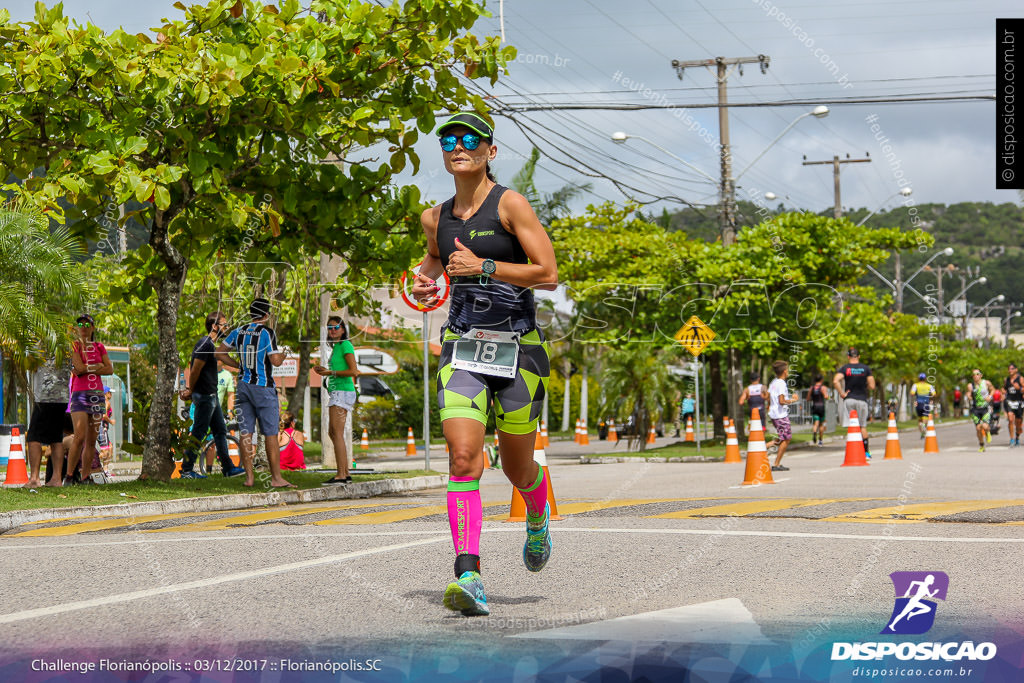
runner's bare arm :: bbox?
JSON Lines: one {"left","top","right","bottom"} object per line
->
{"left": 413, "top": 206, "right": 444, "bottom": 306}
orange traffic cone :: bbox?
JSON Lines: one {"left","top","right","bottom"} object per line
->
{"left": 741, "top": 408, "right": 775, "bottom": 486}
{"left": 579, "top": 420, "right": 590, "bottom": 446}
{"left": 2, "top": 427, "right": 29, "bottom": 487}
{"left": 360, "top": 429, "right": 369, "bottom": 452}
{"left": 840, "top": 410, "right": 869, "bottom": 466}
{"left": 228, "top": 434, "right": 240, "bottom": 467}
{"left": 608, "top": 419, "right": 618, "bottom": 443}
{"left": 923, "top": 415, "right": 940, "bottom": 453}
{"left": 685, "top": 416, "right": 695, "bottom": 442}
{"left": 541, "top": 421, "right": 549, "bottom": 448}
{"left": 884, "top": 412, "right": 902, "bottom": 460}
{"left": 724, "top": 417, "right": 742, "bottom": 463}
{"left": 405, "top": 427, "right": 416, "bottom": 456}
{"left": 647, "top": 424, "right": 657, "bottom": 444}
{"left": 171, "top": 459, "right": 182, "bottom": 479}
{"left": 506, "top": 431, "right": 561, "bottom": 522}
{"left": 574, "top": 418, "right": 581, "bottom": 444}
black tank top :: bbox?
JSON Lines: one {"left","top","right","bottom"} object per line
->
{"left": 811, "top": 384, "right": 825, "bottom": 406}
{"left": 437, "top": 184, "right": 536, "bottom": 333}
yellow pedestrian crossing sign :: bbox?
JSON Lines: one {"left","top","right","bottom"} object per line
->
{"left": 674, "top": 316, "right": 716, "bottom": 356}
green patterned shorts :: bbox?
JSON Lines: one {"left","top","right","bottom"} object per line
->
{"left": 437, "top": 328, "right": 549, "bottom": 435}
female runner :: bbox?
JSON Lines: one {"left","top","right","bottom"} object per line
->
{"left": 412, "top": 112, "right": 558, "bottom": 616}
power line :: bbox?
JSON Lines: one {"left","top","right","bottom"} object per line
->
{"left": 497, "top": 94, "right": 993, "bottom": 112}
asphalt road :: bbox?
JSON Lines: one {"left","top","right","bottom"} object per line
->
{"left": 1, "top": 420, "right": 1021, "bottom": 682}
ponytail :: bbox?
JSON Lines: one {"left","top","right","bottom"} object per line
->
{"left": 486, "top": 162, "right": 496, "bottom": 182}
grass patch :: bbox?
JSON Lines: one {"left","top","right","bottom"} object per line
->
{"left": 0, "top": 469, "right": 440, "bottom": 513}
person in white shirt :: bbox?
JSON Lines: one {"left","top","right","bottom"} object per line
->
{"left": 766, "top": 360, "right": 799, "bottom": 472}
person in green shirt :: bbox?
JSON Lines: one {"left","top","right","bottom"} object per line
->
{"left": 313, "top": 316, "right": 359, "bottom": 484}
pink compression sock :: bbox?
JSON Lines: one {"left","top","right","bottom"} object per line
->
{"left": 517, "top": 466, "right": 549, "bottom": 525}
{"left": 447, "top": 477, "right": 482, "bottom": 556}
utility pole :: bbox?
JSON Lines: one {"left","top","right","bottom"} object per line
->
{"left": 671, "top": 54, "right": 769, "bottom": 437}
{"left": 801, "top": 154, "right": 872, "bottom": 218}
{"left": 671, "top": 55, "right": 770, "bottom": 245}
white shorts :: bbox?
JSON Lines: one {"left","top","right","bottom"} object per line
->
{"left": 327, "top": 390, "right": 357, "bottom": 411}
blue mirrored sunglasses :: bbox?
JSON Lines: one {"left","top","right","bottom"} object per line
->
{"left": 440, "top": 133, "right": 482, "bottom": 152}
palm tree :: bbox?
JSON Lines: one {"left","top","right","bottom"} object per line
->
{"left": 0, "top": 201, "right": 87, "bottom": 420}
{"left": 602, "top": 346, "right": 677, "bottom": 452}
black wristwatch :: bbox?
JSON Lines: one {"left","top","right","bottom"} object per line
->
{"left": 480, "top": 258, "right": 496, "bottom": 284}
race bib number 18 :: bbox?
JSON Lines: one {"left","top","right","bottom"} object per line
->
{"left": 451, "top": 329, "right": 519, "bottom": 379}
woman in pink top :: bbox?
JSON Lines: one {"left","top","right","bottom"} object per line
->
{"left": 65, "top": 314, "right": 113, "bottom": 485}
{"left": 278, "top": 411, "right": 306, "bottom": 470}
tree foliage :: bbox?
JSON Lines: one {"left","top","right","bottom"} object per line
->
{"left": 0, "top": 0, "right": 511, "bottom": 479}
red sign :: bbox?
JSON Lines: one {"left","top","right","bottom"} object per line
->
{"left": 400, "top": 262, "right": 451, "bottom": 312}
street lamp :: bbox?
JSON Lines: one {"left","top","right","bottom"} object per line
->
{"left": 1005, "top": 310, "right": 1023, "bottom": 347}
{"left": 950, "top": 276, "right": 987, "bottom": 306}
{"left": 978, "top": 294, "right": 1006, "bottom": 347}
{"left": 856, "top": 187, "right": 913, "bottom": 227}
{"left": 867, "top": 246, "right": 952, "bottom": 314}
{"left": 611, "top": 131, "right": 720, "bottom": 185}
{"left": 950, "top": 276, "right": 987, "bottom": 340}
{"left": 735, "top": 105, "right": 829, "bottom": 181}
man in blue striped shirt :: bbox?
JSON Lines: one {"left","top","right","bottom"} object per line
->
{"left": 217, "top": 298, "right": 295, "bottom": 488}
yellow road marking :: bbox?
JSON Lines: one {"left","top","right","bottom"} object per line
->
{"left": 822, "top": 500, "right": 1024, "bottom": 524}
{"left": 313, "top": 502, "right": 504, "bottom": 526}
{"left": 648, "top": 498, "right": 864, "bottom": 519}
{"left": 11, "top": 511, "right": 219, "bottom": 537}
{"left": 144, "top": 502, "right": 389, "bottom": 533}
{"left": 483, "top": 498, "right": 723, "bottom": 521}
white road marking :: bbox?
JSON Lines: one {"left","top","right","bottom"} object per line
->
{"left": 513, "top": 598, "right": 773, "bottom": 645}
{"left": 0, "top": 537, "right": 447, "bottom": 626}
{"left": 2, "top": 525, "right": 1021, "bottom": 555}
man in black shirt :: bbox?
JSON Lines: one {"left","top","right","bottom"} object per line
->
{"left": 1005, "top": 363, "right": 1024, "bottom": 447}
{"left": 180, "top": 312, "right": 244, "bottom": 478}
{"left": 833, "top": 347, "right": 875, "bottom": 458}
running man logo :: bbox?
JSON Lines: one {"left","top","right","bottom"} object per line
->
{"left": 882, "top": 571, "right": 949, "bottom": 635}
{"left": 674, "top": 316, "right": 716, "bottom": 357}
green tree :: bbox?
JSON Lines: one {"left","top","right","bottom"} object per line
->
{"left": 1, "top": 0, "right": 512, "bottom": 479}
{"left": 0, "top": 200, "right": 87, "bottom": 420}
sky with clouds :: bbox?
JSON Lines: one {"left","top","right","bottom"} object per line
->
{"left": 4, "top": 0, "right": 1014, "bottom": 218}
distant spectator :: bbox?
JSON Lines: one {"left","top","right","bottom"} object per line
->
{"left": 217, "top": 298, "right": 294, "bottom": 488}
{"left": 278, "top": 411, "right": 306, "bottom": 470}
{"left": 25, "top": 355, "right": 73, "bottom": 487}
{"left": 181, "top": 311, "right": 244, "bottom": 479}
{"left": 66, "top": 314, "right": 113, "bottom": 485}
{"left": 217, "top": 361, "right": 235, "bottom": 416}
{"left": 313, "top": 316, "right": 359, "bottom": 485}
{"left": 97, "top": 386, "right": 115, "bottom": 476}
{"left": 680, "top": 393, "right": 696, "bottom": 431}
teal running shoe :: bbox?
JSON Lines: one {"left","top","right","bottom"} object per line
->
{"left": 443, "top": 571, "right": 489, "bottom": 616}
{"left": 523, "top": 502, "right": 552, "bottom": 573}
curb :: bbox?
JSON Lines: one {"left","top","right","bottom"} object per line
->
{"left": 580, "top": 455, "right": 724, "bottom": 464}
{"left": 0, "top": 475, "right": 447, "bottom": 533}
{"left": 577, "top": 419, "right": 967, "bottom": 464}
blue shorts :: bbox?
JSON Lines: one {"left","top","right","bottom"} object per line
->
{"left": 235, "top": 382, "right": 280, "bottom": 436}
